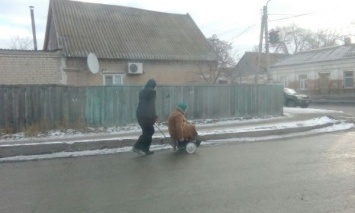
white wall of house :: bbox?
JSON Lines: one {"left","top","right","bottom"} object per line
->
{"left": 270, "top": 58, "right": 355, "bottom": 93}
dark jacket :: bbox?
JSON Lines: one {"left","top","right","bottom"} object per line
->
{"left": 136, "top": 79, "right": 157, "bottom": 124}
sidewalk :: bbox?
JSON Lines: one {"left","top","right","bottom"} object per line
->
{"left": 311, "top": 95, "right": 355, "bottom": 105}
{"left": 0, "top": 108, "right": 354, "bottom": 159}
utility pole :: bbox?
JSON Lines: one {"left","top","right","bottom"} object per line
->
{"left": 256, "top": 11, "right": 265, "bottom": 84}
{"left": 256, "top": 0, "right": 272, "bottom": 84}
{"left": 264, "top": 2, "right": 271, "bottom": 83}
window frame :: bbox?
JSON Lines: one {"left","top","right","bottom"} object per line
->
{"left": 299, "top": 74, "right": 308, "bottom": 90}
{"left": 103, "top": 74, "right": 124, "bottom": 85}
{"left": 279, "top": 76, "right": 288, "bottom": 87}
{"left": 343, "top": 71, "right": 354, "bottom": 88}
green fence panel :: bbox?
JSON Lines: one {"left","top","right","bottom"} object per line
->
{"left": 0, "top": 84, "right": 284, "bottom": 130}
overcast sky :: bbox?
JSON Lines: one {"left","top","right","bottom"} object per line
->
{"left": 0, "top": 0, "right": 354, "bottom": 55}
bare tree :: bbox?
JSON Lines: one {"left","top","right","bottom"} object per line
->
{"left": 199, "top": 34, "right": 237, "bottom": 84}
{"left": 308, "top": 29, "right": 343, "bottom": 49}
{"left": 272, "top": 24, "right": 313, "bottom": 54}
{"left": 271, "top": 24, "right": 343, "bottom": 54}
{"left": 196, "top": 61, "right": 218, "bottom": 84}
{"left": 9, "top": 36, "right": 33, "bottom": 50}
{"left": 208, "top": 34, "right": 237, "bottom": 68}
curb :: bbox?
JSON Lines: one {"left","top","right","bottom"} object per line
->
{"left": 0, "top": 122, "right": 336, "bottom": 158}
{"left": 312, "top": 100, "right": 355, "bottom": 105}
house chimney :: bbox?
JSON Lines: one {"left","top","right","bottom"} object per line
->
{"left": 29, "top": 6, "right": 38, "bottom": 51}
{"left": 344, "top": 37, "right": 352, "bottom": 46}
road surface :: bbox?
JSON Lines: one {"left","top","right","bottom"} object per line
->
{"left": 1, "top": 129, "right": 354, "bottom": 213}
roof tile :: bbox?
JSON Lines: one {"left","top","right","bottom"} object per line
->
{"left": 273, "top": 44, "right": 355, "bottom": 67}
{"left": 46, "top": 0, "right": 217, "bottom": 61}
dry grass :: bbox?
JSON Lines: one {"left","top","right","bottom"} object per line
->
{"left": 23, "top": 119, "right": 89, "bottom": 137}
{"left": 0, "top": 126, "right": 16, "bottom": 135}
{"left": 25, "top": 120, "right": 50, "bottom": 137}
{"left": 1, "top": 118, "right": 113, "bottom": 139}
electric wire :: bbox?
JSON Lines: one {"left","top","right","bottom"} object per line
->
{"left": 269, "top": 12, "right": 315, "bottom": 22}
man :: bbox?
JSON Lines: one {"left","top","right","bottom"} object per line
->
{"left": 132, "top": 79, "right": 158, "bottom": 155}
{"left": 167, "top": 102, "right": 201, "bottom": 150}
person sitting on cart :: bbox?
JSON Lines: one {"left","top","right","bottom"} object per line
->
{"left": 167, "top": 102, "right": 202, "bottom": 150}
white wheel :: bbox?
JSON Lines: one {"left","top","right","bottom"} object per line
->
{"left": 185, "top": 142, "right": 197, "bottom": 154}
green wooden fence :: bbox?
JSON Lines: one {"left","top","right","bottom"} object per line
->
{"left": 0, "top": 84, "right": 284, "bottom": 131}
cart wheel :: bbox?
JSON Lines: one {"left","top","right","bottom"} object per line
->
{"left": 185, "top": 142, "right": 197, "bottom": 154}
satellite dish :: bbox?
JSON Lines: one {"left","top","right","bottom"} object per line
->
{"left": 87, "top": 53, "right": 99, "bottom": 74}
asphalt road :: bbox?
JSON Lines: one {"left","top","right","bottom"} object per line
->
{"left": 1, "top": 129, "right": 354, "bottom": 213}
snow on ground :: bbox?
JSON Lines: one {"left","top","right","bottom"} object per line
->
{"left": 198, "top": 116, "right": 338, "bottom": 136}
{"left": 204, "top": 122, "right": 354, "bottom": 145}
{"left": 0, "top": 107, "right": 352, "bottom": 162}
{"left": 0, "top": 107, "right": 343, "bottom": 142}
{"left": 0, "top": 116, "right": 355, "bottom": 162}
{"left": 1, "top": 121, "right": 353, "bottom": 162}
{"left": 283, "top": 107, "right": 343, "bottom": 114}
{"left": 0, "top": 116, "right": 341, "bottom": 147}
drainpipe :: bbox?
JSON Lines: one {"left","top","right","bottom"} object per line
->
{"left": 29, "top": 6, "right": 38, "bottom": 51}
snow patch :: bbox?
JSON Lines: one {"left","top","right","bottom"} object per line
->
{"left": 1, "top": 122, "right": 353, "bottom": 162}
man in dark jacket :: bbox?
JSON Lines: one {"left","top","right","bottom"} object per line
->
{"left": 132, "top": 79, "right": 158, "bottom": 155}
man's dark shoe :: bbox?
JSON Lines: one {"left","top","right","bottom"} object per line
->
{"left": 143, "top": 150, "right": 154, "bottom": 155}
{"left": 132, "top": 147, "right": 145, "bottom": 155}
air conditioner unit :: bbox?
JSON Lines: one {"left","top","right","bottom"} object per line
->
{"left": 127, "top": 63, "right": 143, "bottom": 74}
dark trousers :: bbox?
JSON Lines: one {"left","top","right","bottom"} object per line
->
{"left": 134, "top": 117, "right": 155, "bottom": 152}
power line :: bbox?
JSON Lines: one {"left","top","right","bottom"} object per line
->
{"left": 269, "top": 13, "right": 307, "bottom": 16}
{"left": 218, "top": 26, "right": 248, "bottom": 37}
{"left": 205, "top": 21, "right": 256, "bottom": 36}
{"left": 269, "top": 12, "right": 314, "bottom": 22}
{"left": 227, "top": 25, "right": 257, "bottom": 41}
{"left": 208, "top": 12, "right": 314, "bottom": 41}
{"left": 205, "top": 23, "right": 258, "bottom": 42}
{"left": 204, "top": 12, "right": 261, "bottom": 36}
{"left": 206, "top": 11, "right": 317, "bottom": 44}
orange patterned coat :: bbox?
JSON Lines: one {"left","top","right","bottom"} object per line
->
{"left": 167, "top": 108, "right": 197, "bottom": 141}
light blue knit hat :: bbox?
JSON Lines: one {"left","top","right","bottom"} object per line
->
{"left": 177, "top": 102, "right": 187, "bottom": 112}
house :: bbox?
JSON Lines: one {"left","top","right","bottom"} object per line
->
{"left": 43, "top": 0, "right": 217, "bottom": 86}
{"left": 0, "top": 0, "right": 217, "bottom": 86}
{"left": 270, "top": 38, "right": 355, "bottom": 96}
{"left": 234, "top": 52, "right": 288, "bottom": 84}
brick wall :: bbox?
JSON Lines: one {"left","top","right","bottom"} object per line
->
{"left": 0, "top": 50, "right": 63, "bottom": 85}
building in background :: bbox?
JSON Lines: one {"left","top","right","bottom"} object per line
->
{"left": 234, "top": 52, "right": 288, "bottom": 84}
{"left": 271, "top": 38, "right": 355, "bottom": 96}
{"left": 0, "top": 0, "right": 217, "bottom": 86}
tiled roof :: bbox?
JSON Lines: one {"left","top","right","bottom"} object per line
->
{"left": 273, "top": 44, "right": 355, "bottom": 67}
{"left": 44, "top": 0, "right": 217, "bottom": 61}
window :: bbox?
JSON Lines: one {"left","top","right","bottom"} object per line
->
{"left": 299, "top": 74, "right": 308, "bottom": 90}
{"left": 343, "top": 71, "right": 354, "bottom": 88}
{"left": 104, "top": 74, "right": 123, "bottom": 85}
{"left": 280, "top": 76, "right": 288, "bottom": 87}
